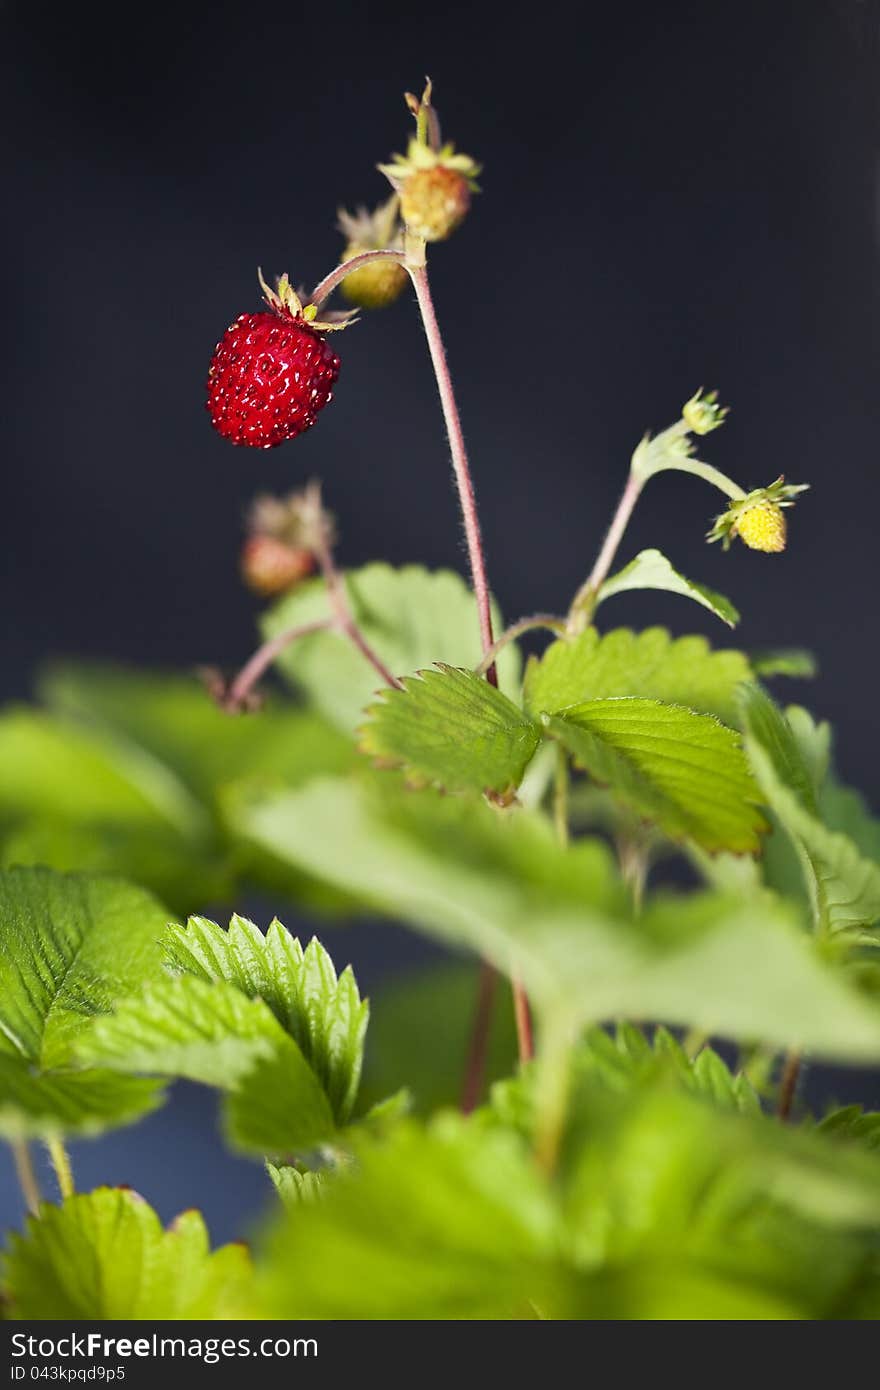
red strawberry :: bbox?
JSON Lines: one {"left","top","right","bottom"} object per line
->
{"left": 206, "top": 274, "right": 347, "bottom": 450}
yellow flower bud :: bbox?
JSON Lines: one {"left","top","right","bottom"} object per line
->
{"left": 733, "top": 501, "right": 787, "bottom": 553}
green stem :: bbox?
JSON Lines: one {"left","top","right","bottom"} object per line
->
{"left": 553, "top": 745, "right": 570, "bottom": 848}
{"left": 46, "top": 1136, "right": 74, "bottom": 1200}
{"left": 11, "top": 1140, "right": 40, "bottom": 1215}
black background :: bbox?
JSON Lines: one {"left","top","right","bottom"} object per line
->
{"left": 1, "top": 0, "right": 879, "bottom": 1240}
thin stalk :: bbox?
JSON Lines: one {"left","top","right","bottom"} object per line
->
{"left": 474, "top": 613, "right": 566, "bottom": 678}
{"left": 11, "top": 1140, "right": 40, "bottom": 1215}
{"left": 553, "top": 745, "right": 570, "bottom": 848}
{"left": 777, "top": 1051, "right": 802, "bottom": 1122}
{"left": 407, "top": 263, "right": 497, "bottom": 685}
{"left": 533, "top": 1021, "right": 572, "bottom": 1175}
{"left": 512, "top": 975, "right": 535, "bottom": 1063}
{"left": 46, "top": 1136, "right": 74, "bottom": 1200}
{"left": 459, "top": 963, "right": 498, "bottom": 1114}
{"left": 309, "top": 250, "right": 407, "bottom": 309}
{"left": 312, "top": 528, "right": 403, "bottom": 690}
{"left": 569, "top": 471, "right": 644, "bottom": 623}
{"left": 224, "top": 618, "right": 333, "bottom": 712}
{"left": 407, "top": 257, "right": 535, "bottom": 1070}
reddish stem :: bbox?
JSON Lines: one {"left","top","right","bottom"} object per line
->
{"left": 512, "top": 973, "right": 535, "bottom": 1063}
{"left": 312, "top": 526, "right": 402, "bottom": 691}
{"left": 460, "top": 962, "right": 498, "bottom": 1114}
{"left": 310, "top": 250, "right": 407, "bottom": 309}
{"left": 224, "top": 618, "right": 332, "bottom": 711}
{"left": 407, "top": 263, "right": 498, "bottom": 687}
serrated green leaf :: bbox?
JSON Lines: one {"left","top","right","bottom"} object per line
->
{"left": 4, "top": 1187, "right": 252, "bottom": 1319}
{"left": 0, "top": 868, "right": 170, "bottom": 1139}
{"left": 162, "top": 915, "right": 367, "bottom": 1122}
{"left": 359, "top": 665, "right": 540, "bottom": 796}
{"left": 231, "top": 775, "right": 880, "bottom": 1062}
{"left": 817, "top": 1107, "right": 880, "bottom": 1153}
{"left": 0, "top": 1057, "right": 162, "bottom": 1142}
{"left": 261, "top": 564, "right": 520, "bottom": 732}
{"left": 266, "top": 1163, "right": 326, "bottom": 1208}
{"left": 485, "top": 1026, "right": 760, "bottom": 1149}
{"left": 546, "top": 698, "right": 766, "bottom": 854}
{"left": 0, "top": 868, "right": 169, "bottom": 1068}
{"left": 77, "top": 975, "right": 335, "bottom": 1155}
{"left": 597, "top": 549, "right": 740, "bottom": 627}
{"left": 741, "top": 686, "right": 880, "bottom": 933}
{"left": 524, "top": 627, "right": 751, "bottom": 726}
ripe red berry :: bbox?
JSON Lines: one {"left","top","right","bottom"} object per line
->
{"left": 206, "top": 311, "right": 341, "bottom": 449}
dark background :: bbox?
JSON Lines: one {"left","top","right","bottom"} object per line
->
{"left": 1, "top": 0, "right": 879, "bottom": 1240}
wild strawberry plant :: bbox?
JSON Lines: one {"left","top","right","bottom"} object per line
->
{"left": 2, "top": 82, "right": 880, "bottom": 1321}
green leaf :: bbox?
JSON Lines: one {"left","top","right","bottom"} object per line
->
{"left": 359, "top": 665, "right": 540, "bottom": 796}
{"left": 40, "top": 664, "right": 356, "bottom": 802}
{"left": 597, "top": 549, "right": 740, "bottom": 627}
{"left": 0, "top": 868, "right": 170, "bottom": 1138}
{"left": 162, "top": 915, "right": 368, "bottom": 1122}
{"left": 4, "top": 1188, "right": 252, "bottom": 1319}
{"left": 817, "top": 1107, "right": 880, "bottom": 1153}
{"left": 524, "top": 627, "right": 752, "bottom": 726}
{"left": 261, "top": 564, "right": 520, "bottom": 732}
{"left": 0, "top": 708, "right": 203, "bottom": 833}
{"left": 749, "top": 649, "right": 818, "bottom": 680}
{"left": 231, "top": 775, "right": 880, "bottom": 1062}
{"left": 579, "top": 1025, "right": 760, "bottom": 1114}
{"left": 256, "top": 1116, "right": 560, "bottom": 1319}
{"left": 546, "top": 698, "right": 766, "bottom": 854}
{"left": 266, "top": 1163, "right": 326, "bottom": 1208}
{"left": 0, "top": 667, "right": 358, "bottom": 911}
{"left": 0, "top": 817, "right": 235, "bottom": 911}
{"left": 561, "top": 1087, "right": 880, "bottom": 1318}
{"left": 77, "top": 976, "right": 335, "bottom": 1156}
{"left": 741, "top": 686, "right": 880, "bottom": 933}
{"left": 0, "top": 1057, "right": 161, "bottom": 1142}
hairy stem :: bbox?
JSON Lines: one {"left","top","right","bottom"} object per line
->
{"left": 408, "top": 259, "right": 535, "bottom": 1070}
{"left": 12, "top": 1140, "right": 40, "bottom": 1215}
{"left": 46, "top": 1136, "right": 74, "bottom": 1200}
{"left": 474, "top": 613, "right": 566, "bottom": 678}
{"left": 569, "top": 471, "right": 644, "bottom": 624}
{"left": 459, "top": 962, "right": 498, "bottom": 1114}
{"left": 407, "top": 263, "right": 497, "bottom": 685}
{"left": 312, "top": 526, "right": 403, "bottom": 691}
{"left": 224, "top": 619, "right": 333, "bottom": 712}
{"left": 777, "top": 1051, "right": 802, "bottom": 1122}
{"left": 309, "top": 250, "right": 407, "bottom": 309}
